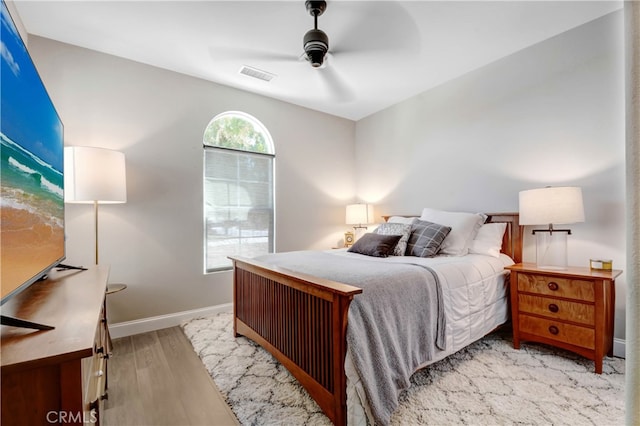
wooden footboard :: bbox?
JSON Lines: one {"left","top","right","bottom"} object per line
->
{"left": 230, "top": 257, "right": 362, "bottom": 425}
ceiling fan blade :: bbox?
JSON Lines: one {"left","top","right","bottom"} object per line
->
{"left": 329, "top": 2, "right": 420, "bottom": 55}
{"left": 317, "top": 63, "right": 355, "bottom": 103}
{"left": 209, "top": 45, "right": 298, "bottom": 63}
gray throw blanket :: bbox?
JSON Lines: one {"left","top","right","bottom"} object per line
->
{"left": 254, "top": 251, "right": 445, "bottom": 425}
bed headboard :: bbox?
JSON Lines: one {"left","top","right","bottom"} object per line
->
{"left": 381, "top": 212, "right": 522, "bottom": 263}
{"left": 485, "top": 212, "right": 522, "bottom": 263}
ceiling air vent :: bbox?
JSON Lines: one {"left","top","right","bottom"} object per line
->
{"left": 239, "top": 65, "right": 276, "bottom": 82}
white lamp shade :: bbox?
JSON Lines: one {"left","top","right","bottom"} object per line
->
{"left": 519, "top": 186, "right": 584, "bottom": 225}
{"left": 64, "top": 146, "right": 127, "bottom": 204}
{"left": 346, "top": 203, "right": 374, "bottom": 225}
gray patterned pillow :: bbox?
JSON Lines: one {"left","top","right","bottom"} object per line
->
{"left": 374, "top": 223, "right": 412, "bottom": 256}
{"left": 406, "top": 220, "right": 452, "bottom": 257}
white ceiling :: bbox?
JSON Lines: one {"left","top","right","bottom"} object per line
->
{"left": 15, "top": 1, "right": 621, "bottom": 121}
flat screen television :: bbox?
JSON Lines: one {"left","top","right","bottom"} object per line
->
{"left": 1, "top": 0, "right": 65, "bottom": 329}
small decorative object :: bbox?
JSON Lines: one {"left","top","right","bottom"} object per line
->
{"left": 590, "top": 259, "right": 613, "bottom": 271}
{"left": 344, "top": 231, "right": 355, "bottom": 247}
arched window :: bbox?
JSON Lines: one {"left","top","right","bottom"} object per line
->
{"left": 203, "top": 112, "right": 275, "bottom": 272}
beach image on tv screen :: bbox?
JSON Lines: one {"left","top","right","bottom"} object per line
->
{"left": 1, "top": 2, "right": 64, "bottom": 298}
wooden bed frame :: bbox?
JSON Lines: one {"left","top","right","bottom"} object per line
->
{"left": 230, "top": 212, "right": 522, "bottom": 425}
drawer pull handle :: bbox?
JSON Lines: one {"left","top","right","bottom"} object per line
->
{"left": 96, "top": 370, "right": 104, "bottom": 378}
{"left": 548, "top": 325, "right": 559, "bottom": 335}
{"left": 548, "top": 303, "right": 559, "bottom": 313}
{"left": 547, "top": 282, "right": 559, "bottom": 291}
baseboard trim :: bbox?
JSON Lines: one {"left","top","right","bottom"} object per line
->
{"left": 613, "top": 337, "right": 625, "bottom": 358}
{"left": 110, "top": 306, "right": 628, "bottom": 358}
{"left": 109, "top": 303, "right": 233, "bottom": 338}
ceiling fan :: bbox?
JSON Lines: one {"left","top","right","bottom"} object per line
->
{"left": 302, "top": 1, "right": 330, "bottom": 68}
{"left": 209, "top": 0, "right": 418, "bottom": 102}
{"left": 298, "top": 0, "right": 355, "bottom": 101}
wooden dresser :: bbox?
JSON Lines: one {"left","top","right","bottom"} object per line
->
{"left": 506, "top": 263, "right": 622, "bottom": 373}
{"left": 1, "top": 266, "right": 110, "bottom": 425}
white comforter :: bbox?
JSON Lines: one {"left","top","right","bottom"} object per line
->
{"left": 324, "top": 251, "right": 515, "bottom": 425}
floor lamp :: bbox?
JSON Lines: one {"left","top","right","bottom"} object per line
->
{"left": 64, "top": 146, "right": 127, "bottom": 265}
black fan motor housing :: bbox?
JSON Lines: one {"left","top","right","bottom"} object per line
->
{"left": 303, "top": 0, "right": 329, "bottom": 68}
{"left": 303, "top": 28, "right": 328, "bottom": 67}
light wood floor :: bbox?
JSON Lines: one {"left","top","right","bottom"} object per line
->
{"left": 103, "top": 327, "right": 238, "bottom": 426}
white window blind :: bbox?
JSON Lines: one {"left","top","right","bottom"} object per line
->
{"left": 204, "top": 147, "right": 274, "bottom": 271}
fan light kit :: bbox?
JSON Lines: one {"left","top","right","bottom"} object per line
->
{"left": 303, "top": 0, "right": 329, "bottom": 68}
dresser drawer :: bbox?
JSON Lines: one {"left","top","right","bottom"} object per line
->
{"left": 81, "top": 309, "right": 107, "bottom": 424}
{"left": 519, "top": 314, "right": 595, "bottom": 350}
{"left": 83, "top": 353, "right": 106, "bottom": 405}
{"left": 517, "top": 274, "right": 595, "bottom": 302}
{"left": 518, "top": 294, "right": 594, "bottom": 325}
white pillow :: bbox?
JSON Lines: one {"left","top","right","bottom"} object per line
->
{"left": 469, "top": 222, "right": 507, "bottom": 258}
{"left": 419, "top": 208, "right": 485, "bottom": 256}
{"left": 387, "top": 216, "right": 419, "bottom": 225}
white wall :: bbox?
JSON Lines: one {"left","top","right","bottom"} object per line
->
{"left": 5, "top": 1, "right": 27, "bottom": 44}
{"left": 355, "top": 12, "right": 627, "bottom": 338}
{"left": 29, "top": 37, "right": 355, "bottom": 323}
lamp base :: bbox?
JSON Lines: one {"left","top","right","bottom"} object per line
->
{"left": 353, "top": 226, "right": 368, "bottom": 240}
{"left": 534, "top": 230, "right": 568, "bottom": 270}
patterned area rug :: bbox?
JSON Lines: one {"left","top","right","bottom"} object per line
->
{"left": 182, "top": 313, "right": 625, "bottom": 425}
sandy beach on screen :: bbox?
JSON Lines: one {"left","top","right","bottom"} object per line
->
{"left": 1, "top": 206, "right": 64, "bottom": 298}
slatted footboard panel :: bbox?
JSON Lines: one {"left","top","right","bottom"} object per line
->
{"left": 236, "top": 269, "right": 336, "bottom": 390}
{"left": 230, "top": 257, "right": 362, "bottom": 426}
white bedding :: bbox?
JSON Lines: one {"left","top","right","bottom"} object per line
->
{"left": 324, "top": 251, "right": 515, "bottom": 425}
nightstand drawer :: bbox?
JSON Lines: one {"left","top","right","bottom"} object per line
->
{"left": 519, "top": 314, "right": 595, "bottom": 350}
{"left": 518, "top": 294, "right": 594, "bottom": 325}
{"left": 517, "top": 274, "right": 594, "bottom": 302}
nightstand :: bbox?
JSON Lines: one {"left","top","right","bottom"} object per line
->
{"left": 505, "top": 263, "right": 622, "bottom": 374}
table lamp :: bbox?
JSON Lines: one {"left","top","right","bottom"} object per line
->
{"left": 346, "top": 203, "right": 374, "bottom": 239}
{"left": 519, "top": 186, "right": 584, "bottom": 270}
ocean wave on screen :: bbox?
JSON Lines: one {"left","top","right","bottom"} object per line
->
{"left": 8, "top": 155, "right": 36, "bottom": 175}
{"left": 7, "top": 156, "right": 63, "bottom": 198}
{"left": 0, "top": 187, "right": 32, "bottom": 212}
{"left": 40, "top": 175, "right": 63, "bottom": 197}
{"left": 0, "top": 187, "right": 63, "bottom": 229}
{"left": 2, "top": 134, "right": 62, "bottom": 177}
